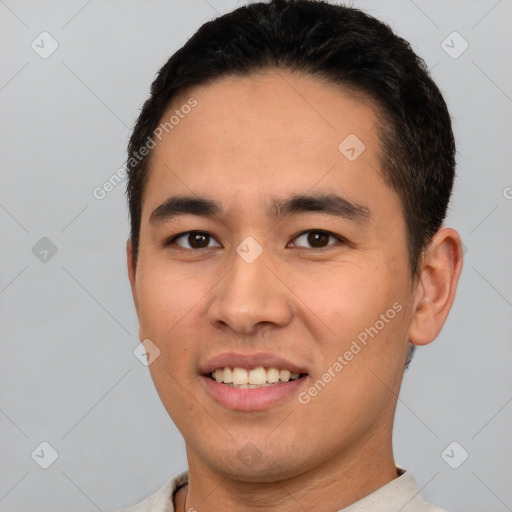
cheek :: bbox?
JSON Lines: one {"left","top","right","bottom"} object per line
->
{"left": 300, "top": 286, "right": 409, "bottom": 436}
{"left": 135, "top": 261, "right": 200, "bottom": 339}
{"left": 302, "top": 262, "right": 410, "bottom": 379}
{"left": 136, "top": 265, "right": 201, "bottom": 421}
{"left": 297, "top": 263, "right": 394, "bottom": 335}
{"left": 135, "top": 262, "right": 211, "bottom": 387}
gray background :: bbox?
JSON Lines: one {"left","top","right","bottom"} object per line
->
{"left": 0, "top": 0, "right": 511, "bottom": 511}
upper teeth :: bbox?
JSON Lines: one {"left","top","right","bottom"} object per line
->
{"left": 211, "top": 367, "right": 301, "bottom": 386}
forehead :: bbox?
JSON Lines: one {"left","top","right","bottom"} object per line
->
{"left": 143, "top": 70, "right": 395, "bottom": 221}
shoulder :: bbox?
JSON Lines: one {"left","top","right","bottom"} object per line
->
{"left": 116, "top": 471, "right": 189, "bottom": 512}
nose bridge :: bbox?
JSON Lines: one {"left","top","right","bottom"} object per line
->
{"left": 207, "top": 238, "right": 293, "bottom": 334}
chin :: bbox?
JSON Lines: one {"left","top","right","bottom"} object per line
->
{"left": 199, "top": 444, "right": 313, "bottom": 483}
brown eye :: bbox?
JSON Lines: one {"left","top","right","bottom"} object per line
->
{"left": 188, "top": 233, "right": 209, "bottom": 248}
{"left": 307, "top": 231, "right": 330, "bottom": 247}
{"left": 290, "top": 230, "right": 342, "bottom": 249}
{"left": 170, "top": 231, "right": 221, "bottom": 250}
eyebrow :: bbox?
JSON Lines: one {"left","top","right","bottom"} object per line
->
{"left": 149, "top": 193, "right": 370, "bottom": 226}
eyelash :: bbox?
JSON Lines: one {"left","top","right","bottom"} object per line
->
{"left": 163, "top": 230, "right": 347, "bottom": 251}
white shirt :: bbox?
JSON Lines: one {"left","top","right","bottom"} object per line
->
{"left": 119, "top": 467, "right": 448, "bottom": 512}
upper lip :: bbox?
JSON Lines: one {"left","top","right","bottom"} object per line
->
{"left": 199, "top": 352, "right": 309, "bottom": 375}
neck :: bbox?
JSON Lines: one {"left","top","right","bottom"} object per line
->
{"left": 181, "top": 429, "right": 397, "bottom": 512}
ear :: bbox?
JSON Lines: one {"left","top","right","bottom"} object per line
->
{"left": 408, "top": 227, "right": 463, "bottom": 346}
{"left": 126, "top": 238, "right": 140, "bottom": 317}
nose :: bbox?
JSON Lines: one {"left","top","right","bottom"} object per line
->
{"left": 207, "top": 245, "right": 294, "bottom": 336}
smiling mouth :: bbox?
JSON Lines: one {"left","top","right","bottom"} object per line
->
{"left": 207, "top": 366, "right": 308, "bottom": 389}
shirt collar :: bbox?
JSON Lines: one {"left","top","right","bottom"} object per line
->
{"left": 165, "top": 467, "right": 436, "bottom": 512}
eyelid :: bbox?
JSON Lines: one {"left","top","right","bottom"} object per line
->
{"left": 163, "top": 229, "right": 347, "bottom": 250}
{"left": 289, "top": 229, "right": 347, "bottom": 249}
{"left": 164, "top": 230, "right": 222, "bottom": 249}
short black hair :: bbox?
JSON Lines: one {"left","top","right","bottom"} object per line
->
{"left": 126, "top": 0, "right": 456, "bottom": 281}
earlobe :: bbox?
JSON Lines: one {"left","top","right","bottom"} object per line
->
{"left": 408, "top": 227, "right": 463, "bottom": 346}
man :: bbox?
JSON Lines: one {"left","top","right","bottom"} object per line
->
{"left": 122, "top": 0, "right": 463, "bottom": 510}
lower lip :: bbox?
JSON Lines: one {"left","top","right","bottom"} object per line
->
{"left": 200, "top": 375, "right": 308, "bottom": 411}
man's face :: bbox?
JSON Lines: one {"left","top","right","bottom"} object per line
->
{"left": 128, "top": 71, "right": 418, "bottom": 481}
